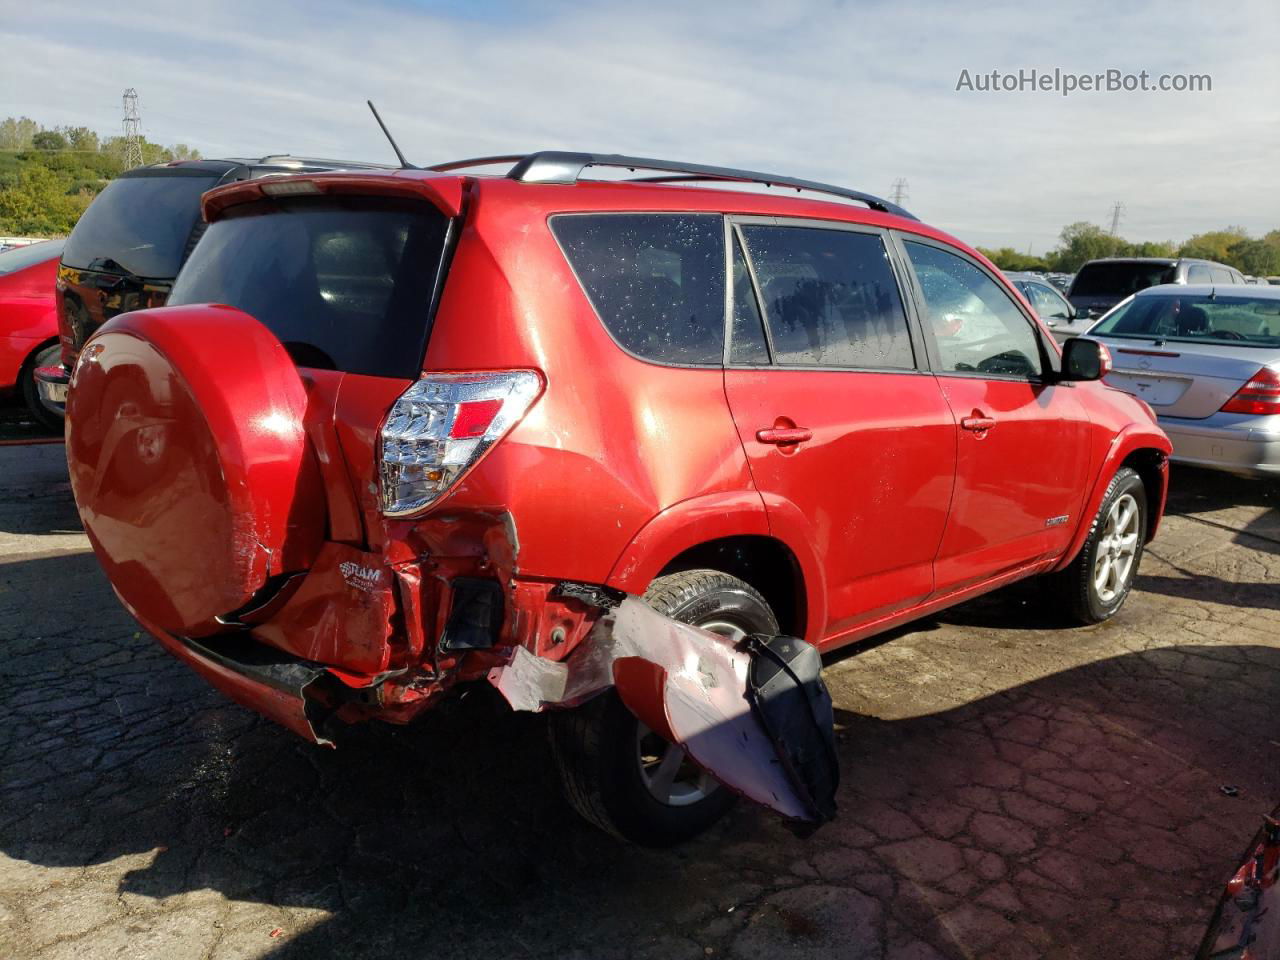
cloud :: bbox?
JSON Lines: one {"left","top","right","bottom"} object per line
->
{"left": 3, "top": 0, "right": 1278, "bottom": 252}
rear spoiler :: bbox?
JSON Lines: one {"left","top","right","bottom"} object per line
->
{"left": 201, "top": 172, "right": 465, "bottom": 221}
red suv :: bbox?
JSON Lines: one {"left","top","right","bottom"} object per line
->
{"left": 65, "top": 152, "right": 1171, "bottom": 844}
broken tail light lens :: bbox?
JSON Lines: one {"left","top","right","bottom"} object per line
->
{"left": 1220, "top": 367, "right": 1280, "bottom": 416}
{"left": 379, "top": 371, "right": 542, "bottom": 516}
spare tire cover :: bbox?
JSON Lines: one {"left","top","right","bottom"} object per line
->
{"left": 67, "top": 304, "right": 325, "bottom": 637}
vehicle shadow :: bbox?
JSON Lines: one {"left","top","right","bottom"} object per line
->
{"left": 3, "top": 550, "right": 1277, "bottom": 959}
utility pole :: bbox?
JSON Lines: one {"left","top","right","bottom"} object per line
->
{"left": 889, "top": 178, "right": 909, "bottom": 207}
{"left": 122, "top": 89, "right": 143, "bottom": 169}
{"left": 1108, "top": 201, "right": 1125, "bottom": 236}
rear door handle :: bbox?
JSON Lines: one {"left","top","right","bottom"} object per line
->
{"left": 960, "top": 416, "right": 996, "bottom": 432}
{"left": 756, "top": 427, "right": 813, "bottom": 445}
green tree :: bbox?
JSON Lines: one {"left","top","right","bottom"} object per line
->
{"left": 60, "top": 126, "right": 100, "bottom": 153}
{"left": 0, "top": 116, "right": 38, "bottom": 150}
{"left": 31, "top": 130, "right": 69, "bottom": 151}
{"left": 1047, "top": 222, "right": 1128, "bottom": 272}
{"left": 1179, "top": 227, "right": 1250, "bottom": 263}
{"left": 1226, "top": 238, "right": 1280, "bottom": 276}
{"left": 976, "top": 246, "right": 1049, "bottom": 272}
{"left": 1128, "top": 240, "right": 1177, "bottom": 258}
{"left": 0, "top": 164, "right": 91, "bottom": 234}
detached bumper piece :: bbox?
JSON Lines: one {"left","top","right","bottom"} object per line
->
{"left": 488, "top": 590, "right": 839, "bottom": 828}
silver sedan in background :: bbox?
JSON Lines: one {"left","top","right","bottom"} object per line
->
{"left": 1086, "top": 284, "right": 1280, "bottom": 475}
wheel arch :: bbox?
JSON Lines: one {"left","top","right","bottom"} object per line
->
{"left": 605, "top": 491, "right": 821, "bottom": 642}
{"left": 1053, "top": 428, "right": 1170, "bottom": 571}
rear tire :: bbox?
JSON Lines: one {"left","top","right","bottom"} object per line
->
{"left": 548, "top": 570, "right": 779, "bottom": 845}
{"left": 19, "top": 342, "right": 64, "bottom": 433}
{"left": 1046, "top": 467, "right": 1147, "bottom": 624}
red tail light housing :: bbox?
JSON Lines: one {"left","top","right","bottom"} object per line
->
{"left": 378, "top": 371, "right": 543, "bottom": 516}
{"left": 1220, "top": 367, "right": 1280, "bottom": 416}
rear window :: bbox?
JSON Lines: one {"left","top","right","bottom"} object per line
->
{"left": 1091, "top": 294, "right": 1280, "bottom": 348}
{"left": 61, "top": 173, "right": 222, "bottom": 278}
{"left": 0, "top": 239, "right": 64, "bottom": 276}
{"left": 168, "top": 197, "right": 450, "bottom": 379}
{"left": 551, "top": 214, "right": 725, "bottom": 365}
{"left": 1070, "top": 262, "right": 1177, "bottom": 298}
{"left": 740, "top": 225, "right": 915, "bottom": 369}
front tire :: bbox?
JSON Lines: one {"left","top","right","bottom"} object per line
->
{"left": 1047, "top": 466, "right": 1147, "bottom": 624}
{"left": 548, "top": 570, "right": 779, "bottom": 845}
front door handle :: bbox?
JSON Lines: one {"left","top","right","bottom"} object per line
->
{"left": 961, "top": 416, "right": 996, "bottom": 432}
{"left": 757, "top": 427, "right": 813, "bottom": 445}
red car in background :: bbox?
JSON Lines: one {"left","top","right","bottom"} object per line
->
{"left": 0, "top": 240, "right": 63, "bottom": 430}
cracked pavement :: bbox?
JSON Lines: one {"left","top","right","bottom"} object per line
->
{"left": 1, "top": 440, "right": 1278, "bottom": 960}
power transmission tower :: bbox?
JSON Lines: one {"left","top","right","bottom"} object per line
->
{"left": 1108, "top": 201, "right": 1125, "bottom": 236}
{"left": 890, "top": 178, "right": 909, "bottom": 207}
{"left": 122, "top": 89, "right": 143, "bottom": 169}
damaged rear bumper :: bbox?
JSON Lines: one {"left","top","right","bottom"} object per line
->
{"left": 147, "top": 623, "right": 378, "bottom": 747}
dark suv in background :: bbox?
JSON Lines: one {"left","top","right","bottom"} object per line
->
{"left": 35, "top": 155, "right": 390, "bottom": 413}
{"left": 1068, "top": 256, "right": 1246, "bottom": 321}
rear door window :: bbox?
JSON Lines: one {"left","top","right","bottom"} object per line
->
{"left": 905, "top": 240, "right": 1043, "bottom": 378}
{"left": 61, "top": 171, "right": 222, "bottom": 278}
{"left": 168, "top": 196, "right": 450, "bottom": 379}
{"left": 551, "top": 214, "right": 725, "bottom": 365}
{"left": 1187, "top": 264, "right": 1212, "bottom": 284}
{"left": 737, "top": 225, "right": 915, "bottom": 369}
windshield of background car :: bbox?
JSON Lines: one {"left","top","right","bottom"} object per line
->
{"left": 1070, "top": 262, "right": 1177, "bottom": 298}
{"left": 168, "top": 196, "right": 450, "bottom": 378}
{"left": 0, "top": 239, "right": 65, "bottom": 276}
{"left": 61, "top": 173, "right": 221, "bottom": 279}
{"left": 1091, "top": 294, "right": 1280, "bottom": 348}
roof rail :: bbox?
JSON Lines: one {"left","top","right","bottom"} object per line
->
{"left": 424, "top": 151, "right": 916, "bottom": 219}
{"left": 515, "top": 151, "right": 915, "bottom": 219}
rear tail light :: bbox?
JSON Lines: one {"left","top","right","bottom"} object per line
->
{"left": 1219, "top": 367, "right": 1280, "bottom": 416}
{"left": 378, "top": 371, "right": 542, "bottom": 516}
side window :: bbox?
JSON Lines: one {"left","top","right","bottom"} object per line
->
{"left": 730, "top": 232, "right": 770, "bottom": 364}
{"left": 550, "top": 214, "right": 725, "bottom": 365}
{"left": 904, "top": 240, "right": 1043, "bottom": 378}
{"left": 738, "top": 225, "right": 914, "bottom": 369}
{"left": 1187, "top": 264, "right": 1212, "bottom": 284}
{"left": 1030, "top": 282, "right": 1071, "bottom": 319}
{"left": 1210, "top": 266, "right": 1233, "bottom": 284}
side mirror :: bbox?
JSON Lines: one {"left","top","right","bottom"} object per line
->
{"left": 1061, "top": 337, "right": 1112, "bottom": 381}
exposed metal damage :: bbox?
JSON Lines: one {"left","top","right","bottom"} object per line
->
{"left": 488, "top": 586, "right": 840, "bottom": 828}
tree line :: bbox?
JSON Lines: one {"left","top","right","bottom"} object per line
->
{"left": 0, "top": 116, "right": 200, "bottom": 236}
{"left": 978, "top": 221, "right": 1280, "bottom": 277}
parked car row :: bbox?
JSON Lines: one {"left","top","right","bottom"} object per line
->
{"left": 42, "top": 147, "right": 1171, "bottom": 843}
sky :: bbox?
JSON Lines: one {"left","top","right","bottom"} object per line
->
{"left": 3, "top": 0, "right": 1278, "bottom": 254}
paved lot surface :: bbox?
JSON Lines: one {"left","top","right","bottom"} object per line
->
{"left": 1, "top": 437, "right": 1278, "bottom": 960}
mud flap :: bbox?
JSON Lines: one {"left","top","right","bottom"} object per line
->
{"left": 487, "top": 593, "right": 839, "bottom": 826}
